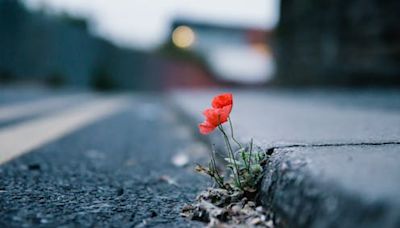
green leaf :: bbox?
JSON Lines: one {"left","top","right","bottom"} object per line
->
{"left": 251, "top": 164, "right": 263, "bottom": 173}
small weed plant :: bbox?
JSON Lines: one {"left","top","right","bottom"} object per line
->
{"left": 181, "top": 93, "right": 273, "bottom": 226}
{"left": 196, "top": 93, "right": 266, "bottom": 194}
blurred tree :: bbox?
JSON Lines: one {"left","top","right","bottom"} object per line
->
{"left": 45, "top": 71, "right": 66, "bottom": 88}
{"left": 0, "top": 0, "right": 158, "bottom": 90}
{"left": 0, "top": 69, "right": 15, "bottom": 84}
{"left": 90, "top": 67, "right": 116, "bottom": 91}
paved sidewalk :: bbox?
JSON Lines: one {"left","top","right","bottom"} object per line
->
{"left": 171, "top": 89, "right": 400, "bottom": 228}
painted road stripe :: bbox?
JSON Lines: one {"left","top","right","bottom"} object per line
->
{"left": 0, "top": 96, "right": 130, "bottom": 164}
{"left": 0, "top": 94, "right": 93, "bottom": 123}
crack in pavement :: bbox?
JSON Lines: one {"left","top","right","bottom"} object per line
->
{"left": 265, "top": 141, "right": 400, "bottom": 155}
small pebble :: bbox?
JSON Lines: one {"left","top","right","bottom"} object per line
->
{"left": 171, "top": 153, "right": 189, "bottom": 167}
{"left": 256, "top": 206, "right": 264, "bottom": 212}
{"left": 247, "top": 201, "right": 256, "bottom": 208}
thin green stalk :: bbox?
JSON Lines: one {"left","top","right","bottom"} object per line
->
{"left": 218, "top": 125, "right": 242, "bottom": 188}
{"left": 248, "top": 138, "right": 253, "bottom": 174}
{"left": 210, "top": 148, "right": 224, "bottom": 187}
{"left": 241, "top": 150, "right": 249, "bottom": 171}
{"left": 228, "top": 118, "right": 242, "bottom": 149}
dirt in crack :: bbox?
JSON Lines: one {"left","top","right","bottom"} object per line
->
{"left": 181, "top": 187, "right": 275, "bottom": 227}
{"left": 180, "top": 142, "right": 278, "bottom": 227}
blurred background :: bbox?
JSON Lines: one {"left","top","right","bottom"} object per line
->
{"left": 0, "top": 0, "right": 399, "bottom": 91}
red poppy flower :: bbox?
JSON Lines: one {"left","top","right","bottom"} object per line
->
{"left": 203, "top": 106, "right": 231, "bottom": 126}
{"left": 199, "top": 120, "right": 215, "bottom": 135}
{"left": 211, "top": 93, "right": 233, "bottom": 114}
{"left": 198, "top": 93, "right": 233, "bottom": 135}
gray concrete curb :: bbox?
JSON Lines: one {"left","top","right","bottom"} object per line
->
{"left": 169, "top": 90, "right": 400, "bottom": 228}
{"left": 261, "top": 144, "right": 400, "bottom": 228}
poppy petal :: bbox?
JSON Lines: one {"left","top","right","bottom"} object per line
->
{"left": 203, "top": 107, "right": 230, "bottom": 126}
{"left": 203, "top": 108, "right": 220, "bottom": 126}
{"left": 211, "top": 93, "right": 233, "bottom": 110}
{"left": 218, "top": 105, "right": 232, "bottom": 123}
{"left": 199, "top": 121, "right": 216, "bottom": 134}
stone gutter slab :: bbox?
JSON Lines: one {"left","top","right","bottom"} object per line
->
{"left": 262, "top": 144, "right": 400, "bottom": 228}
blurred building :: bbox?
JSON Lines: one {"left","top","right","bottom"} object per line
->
{"left": 274, "top": 0, "right": 400, "bottom": 86}
{"left": 0, "top": 0, "right": 161, "bottom": 90}
{"left": 164, "top": 19, "right": 275, "bottom": 86}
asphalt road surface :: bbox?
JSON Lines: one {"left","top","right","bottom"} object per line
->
{"left": 0, "top": 92, "right": 208, "bottom": 227}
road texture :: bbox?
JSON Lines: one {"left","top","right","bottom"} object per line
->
{"left": 0, "top": 92, "right": 209, "bottom": 227}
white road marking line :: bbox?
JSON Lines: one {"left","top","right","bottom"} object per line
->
{"left": 0, "top": 94, "right": 92, "bottom": 122}
{"left": 0, "top": 96, "right": 130, "bottom": 164}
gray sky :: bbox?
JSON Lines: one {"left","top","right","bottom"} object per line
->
{"left": 23, "top": 0, "right": 280, "bottom": 50}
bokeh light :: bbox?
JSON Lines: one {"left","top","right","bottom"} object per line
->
{"left": 172, "top": 26, "right": 196, "bottom": 49}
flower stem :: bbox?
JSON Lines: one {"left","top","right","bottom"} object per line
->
{"left": 218, "top": 125, "right": 242, "bottom": 189}
{"left": 241, "top": 150, "right": 248, "bottom": 171}
{"left": 228, "top": 118, "right": 242, "bottom": 149}
{"left": 210, "top": 149, "right": 224, "bottom": 188}
{"left": 248, "top": 138, "right": 253, "bottom": 174}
